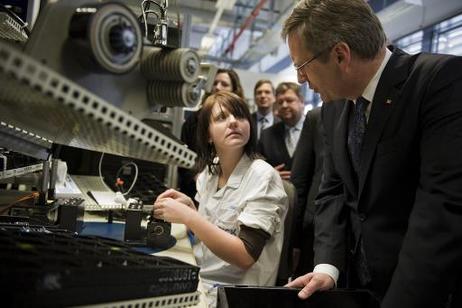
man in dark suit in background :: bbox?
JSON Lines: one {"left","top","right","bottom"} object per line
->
{"left": 257, "top": 82, "right": 305, "bottom": 181}
{"left": 251, "top": 80, "right": 279, "bottom": 143}
{"left": 290, "top": 106, "right": 324, "bottom": 278}
{"left": 283, "top": 1, "right": 462, "bottom": 307}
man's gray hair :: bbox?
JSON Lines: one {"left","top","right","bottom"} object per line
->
{"left": 281, "top": 0, "right": 387, "bottom": 60}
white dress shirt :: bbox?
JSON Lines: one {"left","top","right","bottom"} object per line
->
{"left": 285, "top": 115, "right": 305, "bottom": 157}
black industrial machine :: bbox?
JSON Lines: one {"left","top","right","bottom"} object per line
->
{"left": 0, "top": 1, "right": 216, "bottom": 306}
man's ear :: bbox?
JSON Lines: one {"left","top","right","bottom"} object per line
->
{"left": 333, "top": 42, "right": 351, "bottom": 70}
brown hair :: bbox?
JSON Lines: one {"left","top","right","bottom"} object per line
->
{"left": 281, "top": 0, "right": 386, "bottom": 60}
{"left": 215, "top": 68, "right": 245, "bottom": 99}
{"left": 254, "top": 79, "right": 275, "bottom": 97}
{"left": 275, "top": 82, "right": 304, "bottom": 101}
{"left": 196, "top": 91, "right": 259, "bottom": 174}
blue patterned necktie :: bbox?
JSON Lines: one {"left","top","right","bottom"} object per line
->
{"left": 348, "top": 97, "right": 370, "bottom": 173}
{"left": 348, "top": 97, "right": 372, "bottom": 286}
{"left": 258, "top": 117, "right": 268, "bottom": 139}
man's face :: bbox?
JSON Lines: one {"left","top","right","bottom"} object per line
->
{"left": 288, "top": 32, "right": 342, "bottom": 103}
{"left": 254, "top": 82, "right": 276, "bottom": 113}
{"left": 276, "top": 89, "right": 304, "bottom": 126}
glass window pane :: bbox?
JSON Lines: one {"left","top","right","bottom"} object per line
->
{"left": 433, "top": 13, "right": 462, "bottom": 56}
{"left": 395, "top": 30, "right": 423, "bottom": 54}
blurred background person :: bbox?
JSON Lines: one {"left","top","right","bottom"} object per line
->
{"left": 257, "top": 82, "right": 305, "bottom": 181}
{"left": 251, "top": 80, "right": 279, "bottom": 143}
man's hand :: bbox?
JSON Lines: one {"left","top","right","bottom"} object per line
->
{"left": 285, "top": 272, "right": 335, "bottom": 299}
{"left": 275, "top": 163, "right": 291, "bottom": 180}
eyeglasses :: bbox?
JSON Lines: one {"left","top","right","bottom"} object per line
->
{"left": 294, "top": 45, "right": 334, "bottom": 73}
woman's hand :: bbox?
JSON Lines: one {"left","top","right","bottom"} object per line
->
{"left": 156, "top": 188, "right": 196, "bottom": 210}
{"left": 153, "top": 197, "right": 198, "bottom": 224}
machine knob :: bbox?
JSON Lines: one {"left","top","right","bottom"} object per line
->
{"left": 109, "top": 24, "right": 136, "bottom": 54}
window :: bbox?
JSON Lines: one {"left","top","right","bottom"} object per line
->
{"left": 395, "top": 30, "right": 424, "bottom": 54}
{"left": 432, "top": 13, "right": 462, "bottom": 56}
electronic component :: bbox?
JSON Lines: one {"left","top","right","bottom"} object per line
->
{"left": 68, "top": 2, "right": 143, "bottom": 74}
{"left": 146, "top": 216, "right": 176, "bottom": 249}
{"left": 141, "top": 47, "right": 200, "bottom": 83}
{"left": 141, "top": 47, "right": 202, "bottom": 107}
{"left": 124, "top": 198, "right": 144, "bottom": 241}
{"left": 0, "top": 5, "right": 29, "bottom": 42}
{"left": 147, "top": 79, "right": 202, "bottom": 108}
{"left": 0, "top": 225, "right": 200, "bottom": 307}
{"left": 141, "top": 0, "right": 169, "bottom": 46}
{"left": 56, "top": 197, "right": 85, "bottom": 232}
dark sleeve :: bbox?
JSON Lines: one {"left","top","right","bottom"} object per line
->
{"left": 179, "top": 112, "right": 199, "bottom": 199}
{"left": 181, "top": 111, "right": 198, "bottom": 151}
{"left": 290, "top": 110, "right": 317, "bottom": 248}
{"left": 256, "top": 133, "right": 266, "bottom": 159}
{"left": 313, "top": 105, "right": 349, "bottom": 271}
{"left": 239, "top": 224, "right": 271, "bottom": 261}
{"left": 382, "top": 56, "right": 462, "bottom": 308}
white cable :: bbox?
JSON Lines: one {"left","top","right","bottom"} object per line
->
{"left": 99, "top": 152, "right": 139, "bottom": 196}
{"left": 117, "top": 161, "right": 139, "bottom": 196}
{"left": 98, "top": 152, "right": 114, "bottom": 192}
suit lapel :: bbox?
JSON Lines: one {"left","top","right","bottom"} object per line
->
{"left": 358, "top": 48, "right": 412, "bottom": 197}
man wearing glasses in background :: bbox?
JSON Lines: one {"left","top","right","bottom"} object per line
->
{"left": 282, "top": 1, "right": 462, "bottom": 307}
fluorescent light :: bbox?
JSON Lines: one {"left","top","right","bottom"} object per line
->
{"left": 201, "top": 34, "right": 216, "bottom": 50}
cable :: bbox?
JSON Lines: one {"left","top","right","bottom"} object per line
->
{"left": 115, "top": 161, "right": 139, "bottom": 196}
{"left": 0, "top": 4, "right": 31, "bottom": 36}
{"left": 99, "top": 152, "right": 139, "bottom": 196}
{"left": 98, "top": 152, "right": 114, "bottom": 192}
{"left": 0, "top": 192, "right": 39, "bottom": 215}
{"left": 140, "top": 0, "right": 166, "bottom": 39}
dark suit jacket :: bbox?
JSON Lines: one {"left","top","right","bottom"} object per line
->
{"left": 316, "top": 47, "right": 462, "bottom": 307}
{"left": 251, "top": 111, "right": 280, "bottom": 144}
{"left": 257, "top": 121, "right": 292, "bottom": 170}
{"left": 290, "top": 107, "right": 324, "bottom": 275}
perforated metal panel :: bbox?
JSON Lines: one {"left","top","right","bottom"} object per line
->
{"left": 0, "top": 13, "right": 28, "bottom": 42}
{"left": 80, "top": 291, "right": 201, "bottom": 308}
{"left": 0, "top": 121, "right": 52, "bottom": 148}
{"left": 0, "top": 41, "right": 196, "bottom": 168}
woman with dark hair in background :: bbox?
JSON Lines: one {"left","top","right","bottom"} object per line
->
{"left": 179, "top": 68, "right": 245, "bottom": 201}
{"left": 154, "top": 92, "right": 287, "bottom": 307}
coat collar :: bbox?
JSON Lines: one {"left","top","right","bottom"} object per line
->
{"left": 213, "top": 154, "right": 253, "bottom": 197}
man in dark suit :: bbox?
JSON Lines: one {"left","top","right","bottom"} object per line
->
{"left": 251, "top": 80, "right": 279, "bottom": 143}
{"left": 290, "top": 106, "right": 324, "bottom": 278}
{"left": 282, "top": 1, "right": 462, "bottom": 307}
{"left": 257, "top": 82, "right": 305, "bottom": 181}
